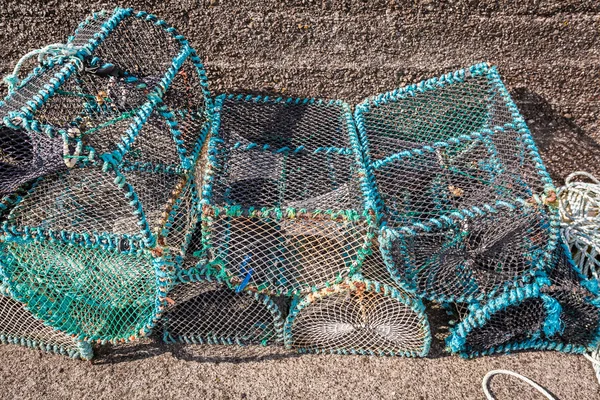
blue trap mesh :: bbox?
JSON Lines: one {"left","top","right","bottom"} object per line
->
{"left": 355, "top": 63, "right": 561, "bottom": 303}
{"left": 0, "top": 7, "right": 211, "bottom": 343}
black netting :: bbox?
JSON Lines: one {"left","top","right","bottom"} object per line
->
{"left": 0, "top": 126, "right": 65, "bottom": 195}
{"left": 449, "top": 243, "right": 600, "bottom": 357}
{"left": 388, "top": 205, "right": 551, "bottom": 301}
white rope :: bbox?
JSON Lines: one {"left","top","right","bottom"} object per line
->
{"left": 558, "top": 171, "right": 600, "bottom": 279}
{"left": 584, "top": 349, "right": 600, "bottom": 386}
{"left": 2, "top": 42, "right": 86, "bottom": 92}
{"left": 482, "top": 370, "right": 557, "bottom": 400}
{"left": 557, "top": 171, "right": 600, "bottom": 385}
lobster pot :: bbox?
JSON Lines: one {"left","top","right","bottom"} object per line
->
{"left": 162, "top": 276, "right": 285, "bottom": 346}
{"left": 354, "top": 63, "right": 560, "bottom": 303}
{"left": 446, "top": 242, "right": 600, "bottom": 358}
{"left": 199, "top": 94, "right": 373, "bottom": 296}
{"left": 0, "top": 286, "right": 93, "bottom": 360}
{"left": 380, "top": 203, "right": 556, "bottom": 303}
{"left": 284, "top": 252, "right": 431, "bottom": 357}
{"left": 0, "top": 8, "right": 212, "bottom": 343}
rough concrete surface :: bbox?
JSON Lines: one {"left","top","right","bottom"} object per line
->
{"left": 0, "top": 340, "right": 599, "bottom": 400}
{"left": 0, "top": 1, "right": 600, "bottom": 399}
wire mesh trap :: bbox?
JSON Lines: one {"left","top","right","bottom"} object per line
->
{"left": 161, "top": 225, "right": 286, "bottom": 346}
{"left": 162, "top": 276, "right": 285, "bottom": 346}
{"left": 283, "top": 249, "right": 431, "bottom": 357}
{"left": 445, "top": 241, "right": 600, "bottom": 358}
{"left": 0, "top": 283, "right": 93, "bottom": 360}
{"left": 354, "top": 63, "right": 560, "bottom": 303}
{"left": 0, "top": 8, "right": 211, "bottom": 343}
{"left": 197, "top": 93, "right": 374, "bottom": 296}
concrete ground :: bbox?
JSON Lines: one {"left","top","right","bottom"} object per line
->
{"left": 0, "top": 340, "right": 598, "bottom": 400}
{"left": 1, "top": 1, "right": 600, "bottom": 399}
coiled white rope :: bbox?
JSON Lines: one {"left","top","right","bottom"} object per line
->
{"left": 482, "top": 370, "right": 557, "bottom": 400}
{"left": 558, "top": 171, "right": 600, "bottom": 279}
{"left": 557, "top": 171, "right": 600, "bottom": 383}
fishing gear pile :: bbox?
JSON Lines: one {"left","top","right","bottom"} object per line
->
{"left": 0, "top": 7, "right": 598, "bottom": 361}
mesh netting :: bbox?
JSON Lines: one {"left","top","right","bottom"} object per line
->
{"left": 355, "top": 63, "right": 560, "bottom": 303}
{"left": 382, "top": 204, "right": 555, "bottom": 302}
{"left": 284, "top": 250, "right": 431, "bottom": 356}
{"left": 0, "top": 285, "right": 93, "bottom": 359}
{"left": 162, "top": 223, "right": 286, "bottom": 346}
{"left": 162, "top": 278, "right": 285, "bottom": 346}
{"left": 446, "top": 242, "right": 600, "bottom": 358}
{"left": 0, "top": 238, "right": 165, "bottom": 342}
{"left": 0, "top": 8, "right": 210, "bottom": 343}
{"left": 199, "top": 94, "right": 373, "bottom": 296}
{"left": 0, "top": 125, "right": 65, "bottom": 196}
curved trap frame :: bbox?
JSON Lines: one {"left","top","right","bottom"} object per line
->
{"left": 353, "top": 63, "right": 560, "bottom": 303}
{"left": 162, "top": 271, "right": 285, "bottom": 346}
{"left": 446, "top": 242, "right": 600, "bottom": 358}
{"left": 197, "top": 93, "right": 375, "bottom": 296}
{"left": 0, "top": 284, "right": 93, "bottom": 360}
{"left": 0, "top": 8, "right": 211, "bottom": 343}
{"left": 284, "top": 250, "right": 431, "bottom": 357}
{"left": 380, "top": 203, "right": 558, "bottom": 302}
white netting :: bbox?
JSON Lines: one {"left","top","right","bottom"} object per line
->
{"left": 201, "top": 95, "right": 372, "bottom": 295}
{"left": 284, "top": 251, "right": 430, "bottom": 357}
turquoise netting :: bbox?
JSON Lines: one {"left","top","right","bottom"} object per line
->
{"left": 0, "top": 8, "right": 210, "bottom": 344}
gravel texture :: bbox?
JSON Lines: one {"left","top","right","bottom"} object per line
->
{"left": 0, "top": 1, "right": 599, "bottom": 399}
{"left": 0, "top": 340, "right": 599, "bottom": 400}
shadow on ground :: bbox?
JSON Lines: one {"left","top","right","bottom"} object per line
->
{"left": 93, "top": 339, "right": 304, "bottom": 365}
{"left": 512, "top": 88, "right": 600, "bottom": 184}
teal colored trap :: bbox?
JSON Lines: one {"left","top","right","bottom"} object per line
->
{"left": 197, "top": 94, "right": 376, "bottom": 296}
{"left": 0, "top": 7, "right": 211, "bottom": 343}
{"left": 354, "top": 63, "right": 561, "bottom": 303}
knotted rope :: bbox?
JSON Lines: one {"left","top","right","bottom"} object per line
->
{"left": 2, "top": 43, "right": 88, "bottom": 93}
